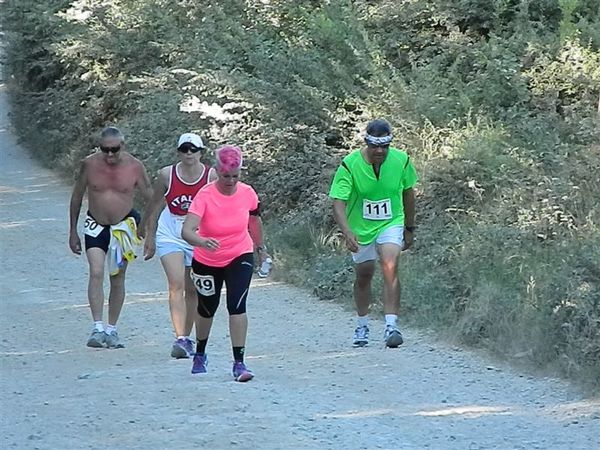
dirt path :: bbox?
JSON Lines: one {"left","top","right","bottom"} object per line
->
{"left": 1, "top": 80, "right": 599, "bottom": 450}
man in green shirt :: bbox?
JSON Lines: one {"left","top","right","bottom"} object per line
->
{"left": 329, "top": 119, "right": 418, "bottom": 348}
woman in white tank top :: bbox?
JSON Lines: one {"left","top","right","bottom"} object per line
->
{"left": 141, "top": 133, "right": 216, "bottom": 358}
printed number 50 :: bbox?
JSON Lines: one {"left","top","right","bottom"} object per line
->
{"left": 85, "top": 217, "right": 98, "bottom": 230}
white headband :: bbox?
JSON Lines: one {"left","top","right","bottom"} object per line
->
{"left": 365, "top": 133, "right": 393, "bottom": 145}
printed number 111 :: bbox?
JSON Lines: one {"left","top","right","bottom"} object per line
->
{"left": 367, "top": 203, "right": 388, "bottom": 216}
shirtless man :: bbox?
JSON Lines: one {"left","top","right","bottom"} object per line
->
{"left": 69, "top": 127, "right": 152, "bottom": 348}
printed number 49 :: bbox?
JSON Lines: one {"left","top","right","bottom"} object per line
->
{"left": 199, "top": 279, "right": 213, "bottom": 291}
{"left": 195, "top": 275, "right": 216, "bottom": 296}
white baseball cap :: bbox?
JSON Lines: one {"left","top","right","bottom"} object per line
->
{"left": 177, "top": 133, "right": 204, "bottom": 149}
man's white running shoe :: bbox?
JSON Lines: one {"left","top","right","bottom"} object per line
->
{"left": 353, "top": 325, "right": 369, "bottom": 347}
{"left": 384, "top": 325, "right": 403, "bottom": 348}
{"left": 86, "top": 330, "right": 106, "bottom": 348}
{"left": 105, "top": 331, "right": 125, "bottom": 349}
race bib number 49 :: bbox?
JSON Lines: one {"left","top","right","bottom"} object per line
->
{"left": 363, "top": 199, "right": 392, "bottom": 220}
{"left": 191, "top": 273, "right": 216, "bottom": 297}
{"left": 84, "top": 215, "right": 103, "bottom": 238}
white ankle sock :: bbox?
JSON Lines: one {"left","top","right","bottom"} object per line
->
{"left": 177, "top": 336, "right": 189, "bottom": 341}
{"left": 385, "top": 314, "right": 398, "bottom": 327}
{"left": 105, "top": 324, "right": 117, "bottom": 334}
{"left": 357, "top": 315, "right": 369, "bottom": 327}
{"left": 93, "top": 321, "right": 104, "bottom": 332}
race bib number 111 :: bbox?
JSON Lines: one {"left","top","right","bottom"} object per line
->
{"left": 363, "top": 199, "right": 392, "bottom": 220}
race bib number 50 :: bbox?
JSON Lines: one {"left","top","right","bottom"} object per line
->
{"left": 84, "top": 215, "right": 103, "bottom": 238}
{"left": 363, "top": 199, "right": 392, "bottom": 220}
{"left": 191, "top": 272, "right": 216, "bottom": 297}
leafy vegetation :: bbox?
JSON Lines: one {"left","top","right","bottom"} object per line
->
{"left": 2, "top": 0, "right": 599, "bottom": 389}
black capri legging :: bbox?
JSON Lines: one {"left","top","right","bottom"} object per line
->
{"left": 191, "top": 253, "right": 254, "bottom": 318}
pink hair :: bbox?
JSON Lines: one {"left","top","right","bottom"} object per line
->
{"left": 216, "top": 145, "right": 243, "bottom": 172}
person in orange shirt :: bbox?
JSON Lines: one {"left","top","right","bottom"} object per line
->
{"left": 182, "top": 145, "right": 271, "bottom": 382}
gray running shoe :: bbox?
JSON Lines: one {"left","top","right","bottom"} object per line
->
{"left": 171, "top": 338, "right": 191, "bottom": 358}
{"left": 384, "top": 325, "right": 404, "bottom": 348}
{"left": 353, "top": 325, "right": 369, "bottom": 347}
{"left": 182, "top": 338, "right": 194, "bottom": 356}
{"left": 105, "top": 331, "right": 125, "bottom": 349}
{"left": 86, "top": 330, "right": 106, "bottom": 348}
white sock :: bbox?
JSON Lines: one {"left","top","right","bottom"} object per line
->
{"left": 93, "top": 321, "right": 104, "bottom": 332}
{"left": 177, "top": 336, "right": 189, "bottom": 341}
{"left": 357, "top": 315, "right": 369, "bottom": 328}
{"left": 385, "top": 314, "right": 398, "bottom": 328}
{"left": 105, "top": 324, "right": 117, "bottom": 334}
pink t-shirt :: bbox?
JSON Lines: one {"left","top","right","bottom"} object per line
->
{"left": 188, "top": 182, "right": 259, "bottom": 267}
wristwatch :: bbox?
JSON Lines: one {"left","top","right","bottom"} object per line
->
{"left": 405, "top": 226, "right": 416, "bottom": 233}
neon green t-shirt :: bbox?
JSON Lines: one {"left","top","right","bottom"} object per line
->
{"left": 329, "top": 147, "right": 418, "bottom": 245}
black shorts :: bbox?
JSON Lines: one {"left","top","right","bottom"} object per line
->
{"left": 191, "top": 253, "right": 254, "bottom": 316}
{"left": 84, "top": 209, "right": 141, "bottom": 253}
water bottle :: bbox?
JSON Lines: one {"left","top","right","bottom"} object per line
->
{"left": 257, "top": 257, "right": 273, "bottom": 278}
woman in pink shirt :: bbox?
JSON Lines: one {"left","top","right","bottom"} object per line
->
{"left": 182, "top": 145, "right": 270, "bottom": 382}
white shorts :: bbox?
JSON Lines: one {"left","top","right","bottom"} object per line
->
{"left": 156, "top": 240, "right": 193, "bottom": 266}
{"left": 352, "top": 225, "right": 404, "bottom": 264}
{"left": 156, "top": 208, "right": 193, "bottom": 266}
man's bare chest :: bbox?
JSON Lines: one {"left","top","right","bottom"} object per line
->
{"left": 88, "top": 166, "right": 137, "bottom": 193}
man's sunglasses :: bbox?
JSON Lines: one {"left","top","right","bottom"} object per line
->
{"left": 100, "top": 145, "right": 121, "bottom": 154}
{"left": 178, "top": 144, "right": 203, "bottom": 154}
